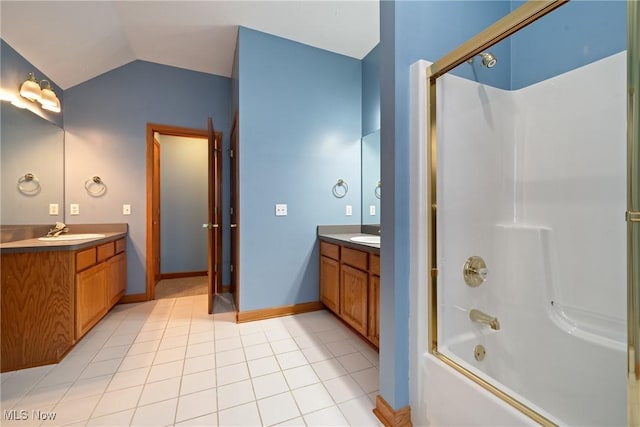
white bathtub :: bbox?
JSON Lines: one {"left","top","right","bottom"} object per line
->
{"left": 443, "top": 322, "right": 626, "bottom": 425}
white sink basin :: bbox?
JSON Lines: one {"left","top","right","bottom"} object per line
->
{"left": 350, "top": 235, "right": 380, "bottom": 245}
{"left": 38, "top": 233, "right": 106, "bottom": 242}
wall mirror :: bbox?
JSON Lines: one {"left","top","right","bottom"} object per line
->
{"left": 1, "top": 103, "right": 65, "bottom": 224}
{"left": 361, "top": 129, "right": 380, "bottom": 225}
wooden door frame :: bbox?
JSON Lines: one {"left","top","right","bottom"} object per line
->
{"left": 145, "top": 123, "right": 222, "bottom": 301}
{"left": 229, "top": 111, "right": 240, "bottom": 311}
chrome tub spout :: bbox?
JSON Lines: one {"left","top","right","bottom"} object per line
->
{"left": 469, "top": 309, "right": 500, "bottom": 330}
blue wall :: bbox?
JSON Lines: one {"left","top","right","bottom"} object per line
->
{"left": 64, "top": 60, "right": 232, "bottom": 294}
{"left": 237, "top": 27, "right": 362, "bottom": 311}
{"left": 159, "top": 135, "right": 208, "bottom": 274}
{"left": 510, "top": 0, "right": 627, "bottom": 89}
{"left": 362, "top": 44, "right": 381, "bottom": 136}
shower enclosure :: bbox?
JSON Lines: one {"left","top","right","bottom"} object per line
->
{"left": 425, "top": 1, "right": 639, "bottom": 425}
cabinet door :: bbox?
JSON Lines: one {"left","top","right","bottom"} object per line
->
{"left": 340, "top": 265, "right": 368, "bottom": 335}
{"left": 320, "top": 255, "right": 340, "bottom": 313}
{"left": 368, "top": 275, "right": 380, "bottom": 347}
{"left": 107, "top": 252, "right": 127, "bottom": 307}
{"left": 76, "top": 263, "right": 107, "bottom": 339}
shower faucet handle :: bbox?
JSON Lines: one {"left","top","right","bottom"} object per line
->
{"left": 463, "top": 256, "right": 488, "bottom": 287}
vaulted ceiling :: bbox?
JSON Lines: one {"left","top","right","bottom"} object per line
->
{"left": 1, "top": 1, "right": 379, "bottom": 90}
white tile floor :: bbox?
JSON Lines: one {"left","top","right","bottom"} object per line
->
{"left": 0, "top": 295, "right": 382, "bottom": 427}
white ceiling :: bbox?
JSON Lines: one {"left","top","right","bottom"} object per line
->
{"left": 1, "top": 1, "right": 379, "bottom": 90}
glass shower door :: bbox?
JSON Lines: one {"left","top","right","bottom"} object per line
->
{"left": 427, "top": 1, "right": 632, "bottom": 424}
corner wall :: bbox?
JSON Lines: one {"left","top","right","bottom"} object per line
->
{"left": 64, "top": 61, "right": 232, "bottom": 294}
{"left": 237, "top": 27, "right": 362, "bottom": 311}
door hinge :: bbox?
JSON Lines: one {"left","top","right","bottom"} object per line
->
{"left": 626, "top": 211, "right": 640, "bottom": 222}
{"left": 431, "top": 268, "right": 439, "bottom": 277}
{"left": 229, "top": 149, "right": 234, "bottom": 158}
{"left": 230, "top": 207, "right": 234, "bottom": 215}
{"left": 230, "top": 264, "right": 234, "bottom": 273}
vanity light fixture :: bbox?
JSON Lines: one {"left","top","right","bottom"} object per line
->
{"left": 19, "top": 73, "right": 41, "bottom": 100}
{"left": 18, "top": 72, "right": 61, "bottom": 113}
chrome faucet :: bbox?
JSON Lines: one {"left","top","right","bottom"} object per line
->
{"left": 469, "top": 309, "right": 500, "bottom": 330}
{"left": 46, "top": 222, "right": 69, "bottom": 237}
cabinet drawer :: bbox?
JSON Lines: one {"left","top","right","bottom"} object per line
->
{"left": 115, "top": 238, "right": 126, "bottom": 254}
{"left": 370, "top": 254, "right": 380, "bottom": 276}
{"left": 76, "top": 247, "right": 96, "bottom": 272}
{"left": 97, "top": 242, "right": 115, "bottom": 262}
{"left": 342, "top": 247, "right": 368, "bottom": 271}
{"left": 320, "top": 241, "right": 340, "bottom": 260}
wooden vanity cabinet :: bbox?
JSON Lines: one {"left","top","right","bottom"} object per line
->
{"left": 319, "top": 240, "right": 380, "bottom": 347}
{"left": 75, "top": 239, "right": 126, "bottom": 339}
{"left": 0, "top": 236, "right": 127, "bottom": 372}
{"left": 1, "top": 251, "right": 75, "bottom": 372}
{"left": 340, "top": 264, "right": 369, "bottom": 335}
{"left": 320, "top": 242, "right": 340, "bottom": 313}
{"left": 107, "top": 251, "right": 127, "bottom": 307}
{"left": 368, "top": 254, "right": 380, "bottom": 346}
{"left": 76, "top": 261, "right": 108, "bottom": 338}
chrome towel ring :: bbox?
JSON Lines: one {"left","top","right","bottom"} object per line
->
{"left": 18, "top": 173, "right": 41, "bottom": 195}
{"left": 375, "top": 180, "right": 381, "bottom": 199}
{"left": 85, "top": 176, "right": 107, "bottom": 197}
{"left": 332, "top": 178, "right": 348, "bottom": 198}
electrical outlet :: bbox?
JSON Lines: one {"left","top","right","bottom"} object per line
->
{"left": 369, "top": 205, "right": 376, "bottom": 216}
{"left": 49, "top": 203, "right": 59, "bottom": 215}
{"left": 275, "top": 204, "right": 287, "bottom": 216}
{"left": 346, "top": 205, "right": 352, "bottom": 216}
{"left": 70, "top": 203, "right": 80, "bottom": 215}
{"left": 123, "top": 204, "right": 131, "bottom": 215}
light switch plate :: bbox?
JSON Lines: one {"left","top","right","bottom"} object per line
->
{"left": 346, "top": 205, "right": 352, "bottom": 216}
{"left": 70, "top": 203, "right": 80, "bottom": 215}
{"left": 123, "top": 204, "right": 131, "bottom": 215}
{"left": 369, "top": 205, "right": 376, "bottom": 216}
{"left": 49, "top": 203, "right": 59, "bottom": 215}
{"left": 275, "top": 204, "right": 287, "bottom": 216}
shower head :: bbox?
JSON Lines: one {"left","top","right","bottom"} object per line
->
{"left": 468, "top": 52, "right": 498, "bottom": 68}
{"left": 479, "top": 52, "right": 497, "bottom": 68}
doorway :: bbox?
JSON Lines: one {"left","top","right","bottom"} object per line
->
{"left": 146, "top": 122, "right": 222, "bottom": 313}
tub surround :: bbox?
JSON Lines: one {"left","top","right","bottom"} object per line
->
{"left": 1, "top": 224, "right": 128, "bottom": 372}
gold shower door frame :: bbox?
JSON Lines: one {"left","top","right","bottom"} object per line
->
{"left": 627, "top": 2, "right": 639, "bottom": 425}
{"left": 425, "top": 1, "right": 639, "bottom": 425}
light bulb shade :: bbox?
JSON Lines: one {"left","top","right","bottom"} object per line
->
{"left": 39, "top": 82, "right": 57, "bottom": 107}
{"left": 19, "top": 73, "right": 41, "bottom": 101}
{"left": 42, "top": 96, "right": 61, "bottom": 113}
